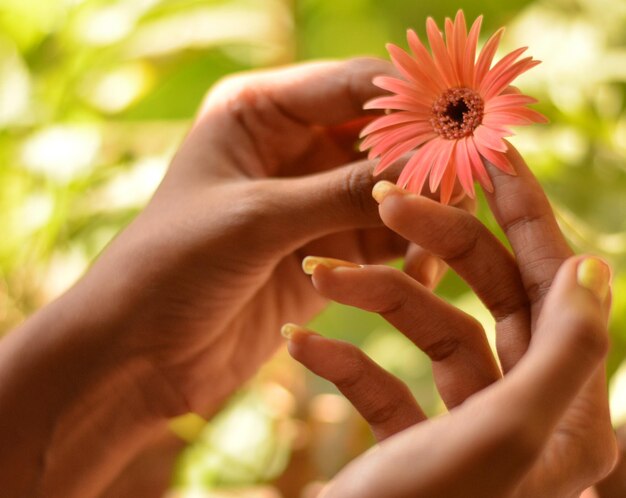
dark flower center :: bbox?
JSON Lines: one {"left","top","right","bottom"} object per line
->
{"left": 431, "top": 87, "right": 484, "bottom": 140}
{"left": 446, "top": 100, "right": 470, "bottom": 124}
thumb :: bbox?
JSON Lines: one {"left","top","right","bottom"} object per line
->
{"left": 496, "top": 255, "right": 611, "bottom": 436}
{"left": 255, "top": 159, "right": 402, "bottom": 252}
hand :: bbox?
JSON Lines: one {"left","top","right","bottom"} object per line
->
{"left": 287, "top": 147, "right": 618, "bottom": 497}
{"left": 1, "top": 58, "right": 466, "bottom": 497}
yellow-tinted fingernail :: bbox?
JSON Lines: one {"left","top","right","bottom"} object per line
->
{"left": 302, "top": 256, "right": 361, "bottom": 275}
{"left": 372, "top": 180, "right": 403, "bottom": 203}
{"left": 281, "top": 323, "right": 307, "bottom": 339}
{"left": 577, "top": 257, "right": 611, "bottom": 301}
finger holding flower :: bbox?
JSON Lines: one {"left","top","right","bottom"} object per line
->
{"left": 287, "top": 12, "right": 617, "bottom": 497}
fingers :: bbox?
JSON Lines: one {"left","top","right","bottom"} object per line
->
{"left": 303, "top": 259, "right": 501, "bottom": 409}
{"left": 500, "top": 256, "right": 610, "bottom": 427}
{"left": 403, "top": 245, "right": 448, "bottom": 290}
{"left": 320, "top": 256, "right": 613, "bottom": 498}
{"left": 484, "top": 145, "right": 573, "bottom": 317}
{"left": 204, "top": 58, "right": 395, "bottom": 126}
{"left": 593, "top": 425, "right": 626, "bottom": 498}
{"left": 372, "top": 182, "right": 530, "bottom": 371}
{"left": 283, "top": 324, "right": 425, "bottom": 441}
{"left": 247, "top": 159, "right": 405, "bottom": 255}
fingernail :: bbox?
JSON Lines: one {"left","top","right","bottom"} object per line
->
{"left": 302, "top": 256, "right": 361, "bottom": 275}
{"left": 372, "top": 180, "right": 404, "bottom": 204}
{"left": 577, "top": 257, "right": 611, "bottom": 301}
{"left": 281, "top": 323, "right": 308, "bottom": 339}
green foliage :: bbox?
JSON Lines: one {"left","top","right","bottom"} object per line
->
{"left": 0, "top": 0, "right": 625, "bottom": 495}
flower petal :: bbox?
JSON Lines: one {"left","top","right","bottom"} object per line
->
{"left": 473, "top": 125, "right": 508, "bottom": 152}
{"left": 452, "top": 10, "right": 468, "bottom": 82}
{"left": 359, "top": 112, "right": 429, "bottom": 138}
{"left": 483, "top": 59, "right": 542, "bottom": 100}
{"left": 439, "top": 157, "right": 458, "bottom": 205}
{"left": 484, "top": 94, "right": 538, "bottom": 112}
{"left": 462, "top": 15, "right": 483, "bottom": 86}
{"left": 364, "top": 95, "right": 432, "bottom": 112}
{"left": 364, "top": 122, "right": 433, "bottom": 156}
{"left": 478, "top": 46, "right": 528, "bottom": 95}
{"left": 429, "top": 139, "right": 456, "bottom": 193}
{"left": 467, "top": 137, "right": 494, "bottom": 192}
{"left": 455, "top": 138, "right": 475, "bottom": 198}
{"left": 373, "top": 132, "right": 438, "bottom": 174}
{"left": 484, "top": 108, "right": 548, "bottom": 127}
{"left": 426, "top": 17, "right": 458, "bottom": 86}
{"left": 398, "top": 138, "right": 440, "bottom": 189}
{"left": 372, "top": 76, "right": 434, "bottom": 108}
{"left": 473, "top": 139, "right": 516, "bottom": 175}
{"left": 406, "top": 29, "right": 448, "bottom": 92}
{"left": 474, "top": 27, "right": 505, "bottom": 87}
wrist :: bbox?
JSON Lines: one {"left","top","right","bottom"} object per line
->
{"left": 0, "top": 283, "right": 166, "bottom": 497}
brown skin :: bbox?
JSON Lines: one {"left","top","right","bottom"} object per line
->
{"left": 1, "top": 58, "right": 433, "bottom": 497}
{"left": 0, "top": 56, "right": 614, "bottom": 498}
{"left": 289, "top": 149, "right": 618, "bottom": 498}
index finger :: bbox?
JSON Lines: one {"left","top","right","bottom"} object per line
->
{"left": 485, "top": 144, "right": 573, "bottom": 318}
{"left": 203, "top": 58, "right": 396, "bottom": 126}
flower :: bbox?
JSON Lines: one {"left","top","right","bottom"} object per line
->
{"left": 360, "top": 10, "right": 547, "bottom": 204}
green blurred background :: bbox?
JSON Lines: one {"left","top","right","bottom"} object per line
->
{"left": 0, "top": 0, "right": 625, "bottom": 496}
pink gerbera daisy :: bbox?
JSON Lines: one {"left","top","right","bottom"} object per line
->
{"left": 360, "top": 10, "right": 548, "bottom": 204}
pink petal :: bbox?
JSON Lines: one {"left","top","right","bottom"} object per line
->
{"left": 359, "top": 112, "right": 429, "bottom": 138}
{"left": 406, "top": 30, "right": 448, "bottom": 92}
{"left": 462, "top": 16, "right": 483, "bottom": 86}
{"left": 389, "top": 38, "right": 443, "bottom": 95}
{"left": 484, "top": 94, "right": 538, "bottom": 112}
{"left": 398, "top": 138, "right": 440, "bottom": 189}
{"left": 501, "top": 85, "right": 521, "bottom": 95}
{"left": 467, "top": 137, "right": 494, "bottom": 192}
{"left": 474, "top": 27, "right": 505, "bottom": 87}
{"left": 365, "top": 122, "right": 433, "bottom": 157}
{"left": 473, "top": 139, "right": 516, "bottom": 175}
{"left": 478, "top": 46, "right": 528, "bottom": 95}
{"left": 386, "top": 43, "right": 425, "bottom": 83}
{"left": 428, "top": 139, "right": 456, "bottom": 193}
{"left": 439, "top": 157, "right": 458, "bottom": 205}
{"left": 483, "top": 58, "right": 541, "bottom": 101}
{"left": 484, "top": 108, "right": 547, "bottom": 127}
{"left": 372, "top": 76, "right": 435, "bottom": 107}
{"left": 452, "top": 10, "right": 468, "bottom": 82}
{"left": 373, "top": 132, "right": 438, "bottom": 174}
{"left": 364, "top": 95, "right": 432, "bottom": 112}
{"left": 455, "top": 138, "right": 475, "bottom": 198}
{"left": 426, "top": 17, "right": 458, "bottom": 87}
{"left": 473, "top": 125, "right": 508, "bottom": 152}
{"left": 479, "top": 117, "right": 515, "bottom": 136}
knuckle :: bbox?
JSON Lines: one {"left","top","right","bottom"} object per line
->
{"left": 439, "top": 213, "right": 481, "bottom": 262}
{"left": 493, "top": 417, "right": 543, "bottom": 464}
{"left": 335, "top": 164, "right": 378, "bottom": 220}
{"left": 333, "top": 347, "right": 368, "bottom": 391}
{"left": 501, "top": 210, "right": 549, "bottom": 237}
{"left": 423, "top": 336, "right": 460, "bottom": 362}
{"left": 522, "top": 255, "right": 564, "bottom": 306}
{"left": 568, "top": 312, "right": 609, "bottom": 361}
{"left": 364, "top": 396, "right": 404, "bottom": 426}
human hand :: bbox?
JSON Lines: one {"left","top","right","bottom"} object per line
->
{"left": 87, "top": 58, "right": 426, "bottom": 417}
{"left": 287, "top": 147, "right": 617, "bottom": 497}
{"left": 2, "top": 58, "right": 473, "bottom": 497}
{"left": 586, "top": 425, "right": 626, "bottom": 498}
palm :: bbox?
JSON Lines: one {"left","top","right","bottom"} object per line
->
{"left": 110, "top": 77, "right": 405, "bottom": 414}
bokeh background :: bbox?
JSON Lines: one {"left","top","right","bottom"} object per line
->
{"left": 1, "top": 0, "right": 625, "bottom": 496}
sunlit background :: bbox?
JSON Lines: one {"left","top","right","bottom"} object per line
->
{"left": 0, "top": 0, "right": 625, "bottom": 496}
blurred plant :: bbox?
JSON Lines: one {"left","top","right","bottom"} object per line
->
{"left": 0, "top": 0, "right": 624, "bottom": 496}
